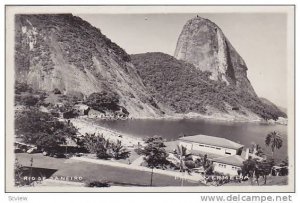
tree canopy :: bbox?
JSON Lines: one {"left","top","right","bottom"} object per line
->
{"left": 15, "top": 109, "right": 78, "bottom": 151}
{"left": 81, "top": 133, "right": 111, "bottom": 159}
{"left": 85, "top": 91, "right": 120, "bottom": 112}
{"left": 81, "top": 133, "right": 130, "bottom": 160}
{"left": 256, "top": 158, "right": 275, "bottom": 185}
{"left": 142, "top": 136, "right": 169, "bottom": 169}
{"left": 15, "top": 82, "right": 33, "bottom": 94}
{"left": 265, "top": 131, "right": 283, "bottom": 158}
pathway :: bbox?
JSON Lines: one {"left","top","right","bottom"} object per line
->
{"left": 130, "top": 155, "right": 144, "bottom": 166}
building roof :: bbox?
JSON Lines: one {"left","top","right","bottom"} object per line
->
{"left": 179, "top": 134, "right": 244, "bottom": 150}
{"left": 73, "top": 104, "right": 90, "bottom": 110}
{"left": 88, "top": 109, "right": 105, "bottom": 114}
{"left": 212, "top": 155, "right": 245, "bottom": 167}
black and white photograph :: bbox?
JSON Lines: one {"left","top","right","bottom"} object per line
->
{"left": 5, "top": 5, "right": 295, "bottom": 192}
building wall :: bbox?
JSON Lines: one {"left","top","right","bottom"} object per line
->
{"left": 179, "top": 141, "right": 237, "bottom": 156}
{"left": 88, "top": 113, "right": 104, "bottom": 118}
{"left": 213, "top": 162, "right": 241, "bottom": 176}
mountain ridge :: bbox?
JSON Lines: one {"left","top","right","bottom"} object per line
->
{"left": 14, "top": 14, "right": 286, "bottom": 121}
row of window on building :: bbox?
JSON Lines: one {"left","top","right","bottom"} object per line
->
{"left": 199, "top": 144, "right": 221, "bottom": 150}
{"left": 218, "top": 163, "right": 239, "bottom": 170}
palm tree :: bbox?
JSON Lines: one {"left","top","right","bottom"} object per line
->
{"left": 265, "top": 131, "right": 283, "bottom": 158}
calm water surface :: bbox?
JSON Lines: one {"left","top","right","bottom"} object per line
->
{"left": 92, "top": 119, "right": 288, "bottom": 160}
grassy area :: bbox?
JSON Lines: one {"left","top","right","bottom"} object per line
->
{"left": 226, "top": 176, "right": 288, "bottom": 186}
{"left": 15, "top": 153, "right": 203, "bottom": 187}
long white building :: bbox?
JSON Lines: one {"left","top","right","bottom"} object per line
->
{"left": 178, "top": 134, "right": 245, "bottom": 176}
{"left": 178, "top": 134, "right": 244, "bottom": 156}
{"left": 211, "top": 155, "right": 244, "bottom": 176}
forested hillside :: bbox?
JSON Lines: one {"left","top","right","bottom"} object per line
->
{"left": 131, "top": 52, "right": 286, "bottom": 120}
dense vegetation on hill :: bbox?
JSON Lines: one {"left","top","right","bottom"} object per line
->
{"left": 14, "top": 82, "right": 48, "bottom": 108}
{"left": 84, "top": 89, "right": 130, "bottom": 115}
{"left": 131, "top": 52, "right": 286, "bottom": 120}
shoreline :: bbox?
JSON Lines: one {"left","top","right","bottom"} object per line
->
{"left": 70, "top": 118, "right": 144, "bottom": 147}
{"left": 128, "top": 114, "right": 287, "bottom": 125}
{"left": 130, "top": 114, "right": 262, "bottom": 123}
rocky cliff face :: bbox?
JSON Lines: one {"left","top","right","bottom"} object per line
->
{"left": 14, "top": 14, "right": 161, "bottom": 118}
{"left": 174, "top": 17, "right": 257, "bottom": 97}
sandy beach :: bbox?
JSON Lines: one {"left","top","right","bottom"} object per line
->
{"left": 70, "top": 118, "right": 144, "bottom": 147}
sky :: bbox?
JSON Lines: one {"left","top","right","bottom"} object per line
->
{"left": 78, "top": 13, "right": 288, "bottom": 108}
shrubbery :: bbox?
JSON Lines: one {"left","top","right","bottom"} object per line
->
{"left": 242, "top": 157, "right": 275, "bottom": 185}
{"left": 21, "top": 95, "right": 39, "bottom": 107}
{"left": 85, "top": 90, "right": 122, "bottom": 112}
{"left": 63, "top": 110, "right": 79, "bottom": 119}
{"left": 85, "top": 180, "right": 110, "bottom": 187}
{"left": 15, "top": 109, "right": 78, "bottom": 152}
{"left": 15, "top": 82, "right": 48, "bottom": 108}
{"left": 110, "top": 140, "right": 131, "bottom": 160}
{"left": 15, "top": 82, "right": 33, "bottom": 94}
{"left": 53, "top": 88, "right": 61, "bottom": 94}
{"left": 81, "top": 133, "right": 130, "bottom": 160}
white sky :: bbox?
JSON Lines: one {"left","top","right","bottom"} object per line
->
{"left": 78, "top": 13, "right": 288, "bottom": 108}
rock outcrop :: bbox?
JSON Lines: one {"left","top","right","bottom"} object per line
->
{"left": 14, "top": 14, "right": 161, "bottom": 118}
{"left": 174, "top": 17, "right": 257, "bottom": 97}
